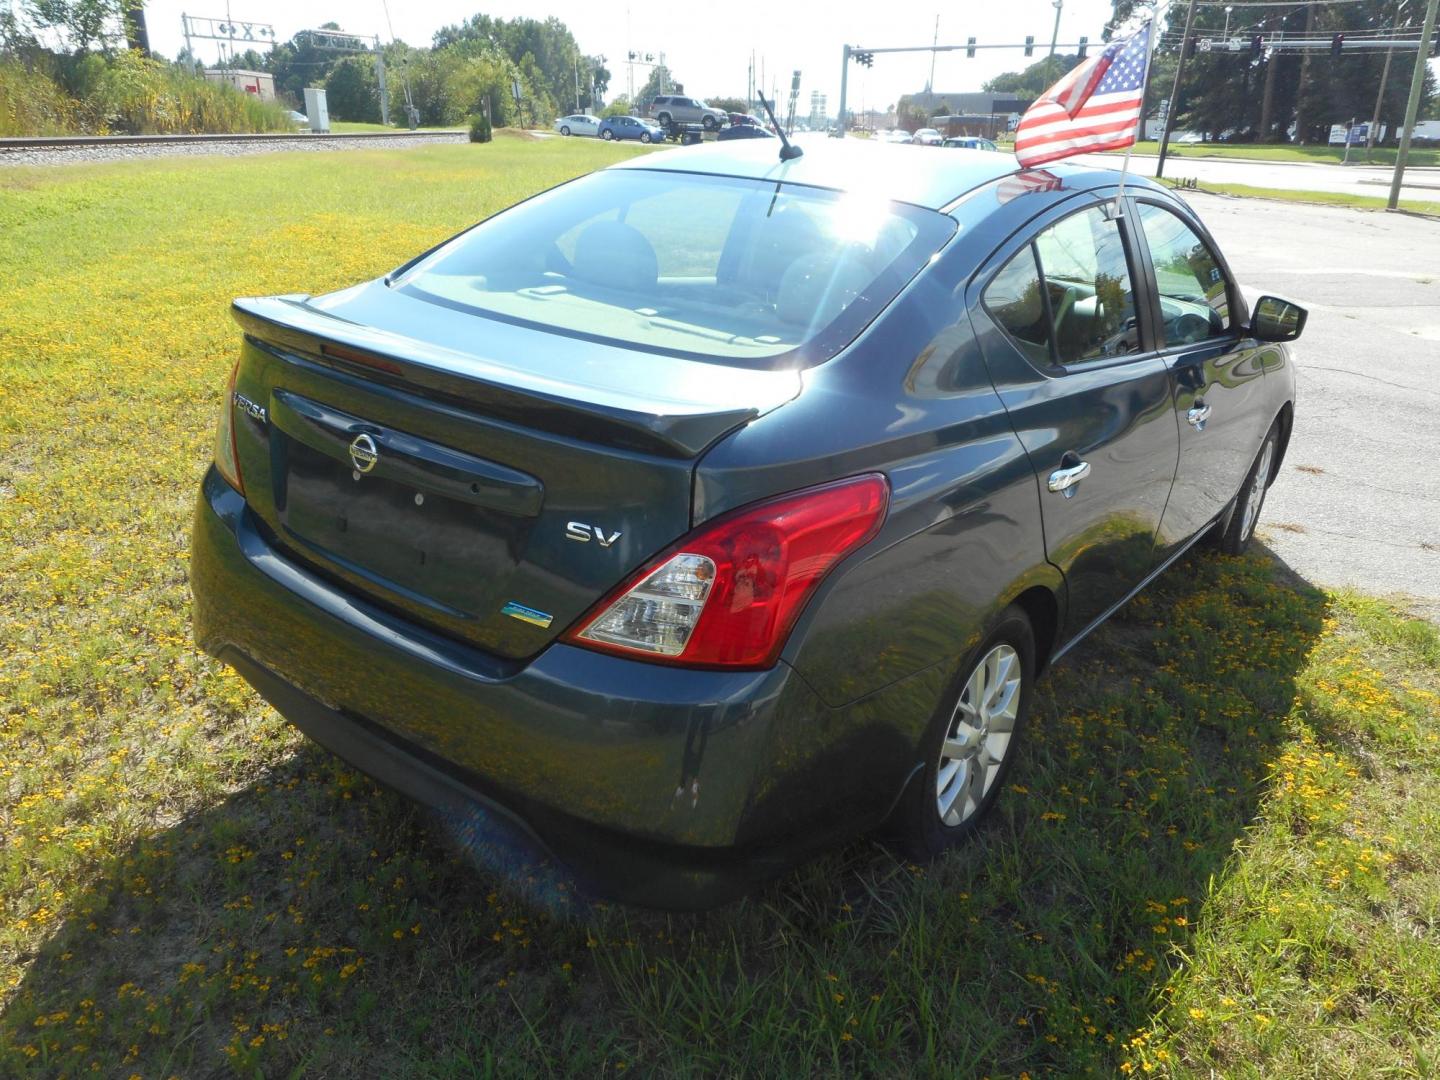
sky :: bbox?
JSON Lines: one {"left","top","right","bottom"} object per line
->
{"left": 140, "top": 0, "right": 1127, "bottom": 113}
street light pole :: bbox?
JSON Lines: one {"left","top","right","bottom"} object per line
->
{"left": 1388, "top": 0, "right": 1440, "bottom": 209}
{"left": 1048, "top": 0, "right": 1064, "bottom": 61}
{"left": 1157, "top": 0, "right": 1199, "bottom": 179}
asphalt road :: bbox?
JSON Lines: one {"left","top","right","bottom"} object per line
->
{"left": 1179, "top": 192, "right": 1440, "bottom": 617}
{"left": 1075, "top": 151, "right": 1440, "bottom": 205}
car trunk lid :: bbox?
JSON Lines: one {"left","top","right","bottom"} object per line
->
{"left": 229, "top": 285, "right": 800, "bottom": 660}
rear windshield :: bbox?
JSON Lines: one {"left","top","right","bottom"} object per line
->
{"left": 390, "top": 169, "right": 956, "bottom": 368}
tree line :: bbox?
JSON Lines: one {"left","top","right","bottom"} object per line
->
{"left": 983, "top": 0, "right": 1435, "bottom": 144}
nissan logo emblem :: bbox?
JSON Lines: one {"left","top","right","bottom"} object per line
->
{"left": 349, "top": 433, "right": 379, "bottom": 474}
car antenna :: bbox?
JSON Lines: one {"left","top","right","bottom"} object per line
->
{"left": 756, "top": 91, "right": 802, "bottom": 162}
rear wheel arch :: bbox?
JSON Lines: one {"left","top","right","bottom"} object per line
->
{"left": 1009, "top": 585, "right": 1060, "bottom": 675}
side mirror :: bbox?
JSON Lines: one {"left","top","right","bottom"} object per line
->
{"left": 1250, "top": 295, "right": 1307, "bottom": 342}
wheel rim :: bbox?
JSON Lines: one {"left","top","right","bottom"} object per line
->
{"left": 1241, "top": 439, "right": 1275, "bottom": 540}
{"left": 935, "top": 643, "right": 1021, "bottom": 827}
{"left": 562, "top": 127, "right": 569, "bottom": 135}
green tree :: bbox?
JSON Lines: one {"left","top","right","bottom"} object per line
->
{"left": 983, "top": 54, "right": 1081, "bottom": 98}
{"left": 23, "top": 0, "right": 122, "bottom": 53}
{"left": 324, "top": 54, "right": 380, "bottom": 122}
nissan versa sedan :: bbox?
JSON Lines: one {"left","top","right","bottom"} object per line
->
{"left": 191, "top": 140, "right": 1304, "bottom": 908}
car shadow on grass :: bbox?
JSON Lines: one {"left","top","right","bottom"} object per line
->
{"left": 1, "top": 543, "right": 1330, "bottom": 1076}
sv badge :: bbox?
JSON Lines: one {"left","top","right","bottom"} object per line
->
{"left": 566, "top": 521, "right": 622, "bottom": 547}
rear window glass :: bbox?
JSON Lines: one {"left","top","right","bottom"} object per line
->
{"left": 391, "top": 169, "right": 956, "bottom": 368}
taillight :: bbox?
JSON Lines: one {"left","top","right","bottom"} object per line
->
{"left": 563, "top": 474, "right": 889, "bottom": 669}
{"left": 213, "top": 362, "right": 244, "bottom": 494}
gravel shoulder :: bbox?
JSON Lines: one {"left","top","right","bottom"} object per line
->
{"left": 0, "top": 132, "right": 467, "bottom": 168}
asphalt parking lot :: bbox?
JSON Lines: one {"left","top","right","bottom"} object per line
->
{"left": 1182, "top": 192, "right": 1440, "bottom": 617}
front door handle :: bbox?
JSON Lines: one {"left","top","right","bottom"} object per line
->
{"left": 1047, "top": 460, "right": 1091, "bottom": 497}
{"left": 1187, "top": 403, "right": 1213, "bottom": 430}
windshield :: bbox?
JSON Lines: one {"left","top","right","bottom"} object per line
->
{"left": 391, "top": 169, "right": 955, "bottom": 368}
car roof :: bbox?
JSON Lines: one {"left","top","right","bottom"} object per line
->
{"left": 607, "top": 138, "right": 1161, "bottom": 211}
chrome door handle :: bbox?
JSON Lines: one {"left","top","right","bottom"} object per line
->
{"left": 1047, "top": 460, "right": 1091, "bottom": 496}
{"left": 1187, "top": 403, "right": 1212, "bottom": 430}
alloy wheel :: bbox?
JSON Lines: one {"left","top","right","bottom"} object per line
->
{"left": 935, "top": 643, "right": 1021, "bottom": 827}
{"left": 1241, "top": 438, "right": 1275, "bottom": 540}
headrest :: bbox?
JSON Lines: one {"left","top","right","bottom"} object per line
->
{"left": 571, "top": 220, "right": 658, "bottom": 293}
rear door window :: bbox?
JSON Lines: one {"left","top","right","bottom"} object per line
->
{"left": 1032, "top": 206, "right": 1142, "bottom": 364}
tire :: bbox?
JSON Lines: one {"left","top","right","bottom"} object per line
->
{"left": 702, "top": 115, "right": 718, "bottom": 131}
{"left": 1215, "top": 424, "right": 1279, "bottom": 556}
{"left": 892, "top": 606, "right": 1036, "bottom": 861}
{"left": 640, "top": 132, "right": 651, "bottom": 144}
{"left": 561, "top": 125, "right": 571, "bottom": 136}
{"left": 601, "top": 129, "right": 614, "bottom": 141}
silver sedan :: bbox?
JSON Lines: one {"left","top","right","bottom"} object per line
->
{"left": 554, "top": 114, "right": 601, "bottom": 137}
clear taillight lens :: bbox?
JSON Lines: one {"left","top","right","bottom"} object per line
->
{"left": 564, "top": 474, "right": 889, "bottom": 670}
{"left": 213, "top": 362, "right": 244, "bottom": 493}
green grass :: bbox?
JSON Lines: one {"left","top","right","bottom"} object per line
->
{"left": 1159, "top": 176, "right": 1440, "bottom": 216}
{"left": 3, "top": 142, "right": 1440, "bottom": 1076}
{"left": 1120, "top": 140, "right": 1440, "bottom": 168}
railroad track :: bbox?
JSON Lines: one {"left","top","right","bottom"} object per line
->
{"left": 0, "top": 129, "right": 467, "bottom": 152}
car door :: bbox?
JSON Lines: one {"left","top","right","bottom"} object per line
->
{"left": 971, "top": 196, "right": 1180, "bottom": 639}
{"left": 1130, "top": 198, "right": 1274, "bottom": 559}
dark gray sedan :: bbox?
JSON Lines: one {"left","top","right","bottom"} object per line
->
{"left": 191, "top": 141, "right": 1303, "bottom": 907}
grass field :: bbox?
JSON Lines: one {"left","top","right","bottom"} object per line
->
{"left": 3, "top": 139, "right": 1440, "bottom": 1077}
{"left": 1119, "top": 140, "right": 1440, "bottom": 168}
{"left": 1160, "top": 177, "right": 1440, "bottom": 217}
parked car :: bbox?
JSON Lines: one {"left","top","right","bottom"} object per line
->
{"left": 944, "top": 136, "right": 1000, "bottom": 152}
{"left": 598, "top": 115, "right": 665, "bottom": 143}
{"left": 912, "top": 127, "right": 944, "bottom": 146}
{"left": 555, "top": 114, "right": 601, "bottom": 137}
{"left": 878, "top": 128, "right": 913, "bottom": 144}
{"left": 287, "top": 110, "right": 308, "bottom": 128}
{"left": 192, "top": 140, "right": 1302, "bottom": 908}
{"left": 717, "top": 123, "right": 775, "bottom": 141}
{"left": 647, "top": 94, "right": 728, "bottom": 131}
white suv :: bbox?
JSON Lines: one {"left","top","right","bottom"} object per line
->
{"left": 648, "top": 95, "right": 727, "bottom": 131}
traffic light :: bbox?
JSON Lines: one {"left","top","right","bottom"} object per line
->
{"left": 1330, "top": 33, "right": 1344, "bottom": 58}
{"left": 1251, "top": 35, "right": 1263, "bottom": 59}
{"left": 852, "top": 50, "right": 873, "bottom": 68}
{"left": 1024, "top": 35, "right": 1034, "bottom": 57}
{"left": 1184, "top": 35, "right": 1197, "bottom": 58}
{"left": 966, "top": 37, "right": 976, "bottom": 58}
{"left": 1078, "top": 36, "right": 1088, "bottom": 59}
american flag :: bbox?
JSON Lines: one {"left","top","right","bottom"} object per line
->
{"left": 1014, "top": 21, "right": 1153, "bottom": 169}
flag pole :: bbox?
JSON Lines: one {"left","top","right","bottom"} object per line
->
{"left": 1113, "top": 16, "right": 1158, "bottom": 219}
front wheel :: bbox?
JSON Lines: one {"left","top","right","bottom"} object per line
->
{"left": 640, "top": 132, "right": 651, "bottom": 144}
{"left": 1216, "top": 426, "right": 1278, "bottom": 555}
{"left": 601, "top": 129, "right": 614, "bottom": 140}
{"left": 702, "top": 115, "right": 718, "bottom": 131}
{"left": 560, "top": 125, "right": 571, "bottom": 137}
{"left": 892, "top": 607, "right": 1035, "bottom": 861}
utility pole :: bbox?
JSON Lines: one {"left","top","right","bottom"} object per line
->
{"left": 1258, "top": 14, "right": 1279, "bottom": 139}
{"left": 1292, "top": 1, "right": 1317, "bottom": 144}
{"left": 1366, "top": 43, "right": 1396, "bottom": 161}
{"left": 375, "top": 39, "right": 390, "bottom": 126}
{"left": 1048, "top": 0, "right": 1064, "bottom": 61}
{"left": 1156, "top": 0, "right": 1198, "bottom": 179}
{"left": 928, "top": 14, "right": 939, "bottom": 93}
{"left": 1388, "top": 0, "right": 1440, "bottom": 209}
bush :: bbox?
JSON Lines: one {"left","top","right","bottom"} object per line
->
{"left": 469, "top": 111, "right": 492, "bottom": 142}
{"left": 0, "top": 60, "right": 82, "bottom": 136}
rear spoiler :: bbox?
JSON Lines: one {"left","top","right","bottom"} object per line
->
{"left": 232, "top": 295, "right": 800, "bottom": 459}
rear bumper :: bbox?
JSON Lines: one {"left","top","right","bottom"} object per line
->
{"left": 190, "top": 469, "right": 922, "bottom": 906}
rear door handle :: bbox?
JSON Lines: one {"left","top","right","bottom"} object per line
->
{"left": 1047, "top": 460, "right": 1091, "bottom": 496}
{"left": 1187, "top": 403, "right": 1212, "bottom": 430}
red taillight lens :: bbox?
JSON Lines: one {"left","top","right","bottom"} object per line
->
{"left": 563, "top": 474, "right": 889, "bottom": 669}
{"left": 213, "top": 362, "right": 244, "bottom": 494}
